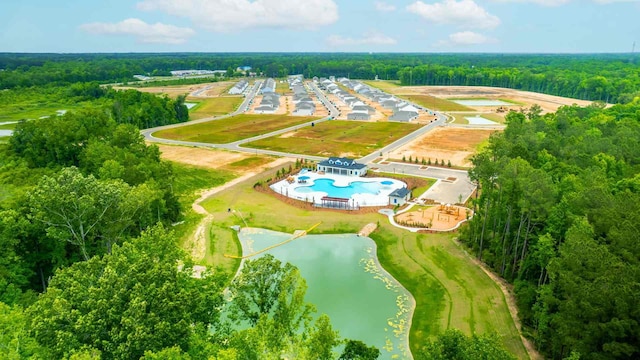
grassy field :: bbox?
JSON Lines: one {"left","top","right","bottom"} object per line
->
{"left": 196, "top": 168, "right": 527, "bottom": 358}
{"left": 152, "top": 114, "right": 318, "bottom": 144}
{"left": 189, "top": 97, "right": 243, "bottom": 119}
{"left": 167, "top": 162, "right": 239, "bottom": 269}
{"left": 0, "top": 122, "right": 18, "bottom": 130}
{"left": 246, "top": 120, "right": 421, "bottom": 157}
{"left": 451, "top": 112, "right": 505, "bottom": 124}
{"left": 362, "top": 80, "right": 402, "bottom": 92}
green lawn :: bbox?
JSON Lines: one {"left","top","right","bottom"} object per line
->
{"left": 196, "top": 168, "right": 528, "bottom": 358}
{"left": 362, "top": 80, "right": 402, "bottom": 92}
{"left": 189, "top": 97, "right": 244, "bottom": 119}
{"left": 0, "top": 122, "right": 18, "bottom": 130}
{"left": 152, "top": 114, "right": 319, "bottom": 144}
{"left": 246, "top": 120, "right": 421, "bottom": 157}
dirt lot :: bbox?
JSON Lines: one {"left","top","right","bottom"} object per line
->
{"left": 155, "top": 144, "right": 269, "bottom": 171}
{"left": 114, "top": 81, "right": 236, "bottom": 99}
{"left": 395, "top": 205, "right": 472, "bottom": 231}
{"left": 391, "top": 127, "right": 498, "bottom": 167}
{"left": 395, "top": 85, "right": 593, "bottom": 114}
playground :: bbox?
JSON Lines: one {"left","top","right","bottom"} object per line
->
{"left": 395, "top": 204, "right": 472, "bottom": 231}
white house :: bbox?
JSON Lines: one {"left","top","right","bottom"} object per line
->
{"left": 317, "top": 157, "right": 368, "bottom": 177}
{"left": 389, "top": 188, "right": 412, "bottom": 205}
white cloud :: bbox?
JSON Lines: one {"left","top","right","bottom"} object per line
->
{"left": 375, "top": 1, "right": 397, "bottom": 11}
{"left": 493, "top": 0, "right": 637, "bottom": 5}
{"left": 326, "top": 32, "right": 397, "bottom": 47}
{"left": 80, "top": 18, "right": 195, "bottom": 44}
{"left": 137, "top": 0, "right": 339, "bottom": 32}
{"left": 442, "top": 31, "right": 497, "bottom": 45}
{"left": 407, "top": 0, "right": 501, "bottom": 29}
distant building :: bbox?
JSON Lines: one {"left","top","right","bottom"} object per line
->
{"left": 389, "top": 188, "right": 412, "bottom": 205}
{"left": 229, "top": 80, "right": 248, "bottom": 95}
{"left": 261, "top": 78, "right": 276, "bottom": 94}
{"left": 317, "top": 157, "right": 367, "bottom": 177}
{"left": 347, "top": 112, "right": 370, "bottom": 120}
{"left": 389, "top": 111, "right": 419, "bottom": 122}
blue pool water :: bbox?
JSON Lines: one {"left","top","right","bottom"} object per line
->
{"left": 296, "top": 178, "right": 382, "bottom": 198}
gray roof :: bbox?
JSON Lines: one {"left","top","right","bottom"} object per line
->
{"left": 389, "top": 187, "right": 411, "bottom": 198}
{"left": 347, "top": 112, "right": 370, "bottom": 120}
{"left": 318, "top": 157, "right": 367, "bottom": 170}
{"left": 389, "top": 111, "right": 418, "bottom": 122}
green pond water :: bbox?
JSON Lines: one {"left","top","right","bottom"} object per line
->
{"left": 237, "top": 228, "right": 414, "bottom": 359}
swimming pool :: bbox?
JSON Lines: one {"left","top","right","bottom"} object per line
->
{"left": 296, "top": 178, "right": 382, "bottom": 198}
{"left": 271, "top": 173, "right": 406, "bottom": 207}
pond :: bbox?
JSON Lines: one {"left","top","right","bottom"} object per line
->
{"left": 237, "top": 228, "right": 414, "bottom": 359}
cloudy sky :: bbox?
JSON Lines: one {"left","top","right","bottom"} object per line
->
{"left": 0, "top": 0, "right": 638, "bottom": 52}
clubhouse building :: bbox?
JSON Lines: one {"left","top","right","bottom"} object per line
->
{"left": 317, "top": 157, "right": 368, "bottom": 177}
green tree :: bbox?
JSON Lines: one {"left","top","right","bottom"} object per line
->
{"left": 26, "top": 225, "right": 224, "bottom": 360}
{"left": 416, "top": 329, "right": 515, "bottom": 360}
{"left": 339, "top": 339, "right": 381, "bottom": 360}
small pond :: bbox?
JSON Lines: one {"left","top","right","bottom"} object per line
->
{"left": 237, "top": 228, "right": 414, "bottom": 359}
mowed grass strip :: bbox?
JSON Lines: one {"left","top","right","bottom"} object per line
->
{"left": 197, "top": 170, "right": 527, "bottom": 358}
{"left": 246, "top": 120, "right": 421, "bottom": 157}
{"left": 189, "top": 97, "right": 244, "bottom": 119}
{"left": 362, "top": 80, "right": 402, "bottom": 93}
{"left": 397, "top": 94, "right": 474, "bottom": 112}
{"left": 152, "top": 114, "right": 318, "bottom": 144}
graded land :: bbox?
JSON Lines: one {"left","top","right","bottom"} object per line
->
{"left": 390, "top": 127, "right": 498, "bottom": 168}
{"left": 152, "top": 114, "right": 318, "bottom": 144}
{"left": 245, "top": 120, "right": 421, "bottom": 158}
{"left": 113, "top": 81, "right": 236, "bottom": 99}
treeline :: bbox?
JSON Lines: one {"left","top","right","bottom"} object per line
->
{"left": 1, "top": 53, "right": 639, "bottom": 103}
{"left": 460, "top": 101, "right": 640, "bottom": 358}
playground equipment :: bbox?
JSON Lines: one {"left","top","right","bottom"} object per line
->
{"left": 224, "top": 222, "right": 321, "bottom": 259}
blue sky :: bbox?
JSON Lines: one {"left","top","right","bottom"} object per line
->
{"left": 0, "top": 0, "right": 638, "bottom": 53}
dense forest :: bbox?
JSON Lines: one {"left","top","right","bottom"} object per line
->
{"left": 460, "top": 101, "right": 640, "bottom": 359}
{"left": 1, "top": 53, "right": 639, "bottom": 103}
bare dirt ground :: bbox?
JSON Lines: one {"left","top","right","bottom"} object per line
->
{"left": 391, "top": 127, "right": 498, "bottom": 167}
{"left": 396, "top": 85, "right": 593, "bottom": 114}
{"left": 396, "top": 205, "right": 472, "bottom": 231}
{"left": 155, "top": 144, "right": 251, "bottom": 169}
{"left": 114, "top": 81, "right": 235, "bottom": 99}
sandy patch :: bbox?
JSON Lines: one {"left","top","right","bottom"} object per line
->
{"left": 395, "top": 205, "right": 472, "bottom": 231}
{"left": 390, "top": 127, "right": 497, "bottom": 167}
{"left": 114, "top": 81, "right": 235, "bottom": 99}
{"left": 391, "top": 85, "right": 594, "bottom": 114}
{"left": 156, "top": 144, "right": 250, "bottom": 169}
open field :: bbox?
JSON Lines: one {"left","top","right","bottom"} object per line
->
{"left": 195, "top": 169, "right": 527, "bottom": 358}
{"left": 114, "top": 81, "right": 236, "bottom": 99}
{"left": 362, "top": 80, "right": 402, "bottom": 92}
{"left": 390, "top": 127, "right": 498, "bottom": 168}
{"left": 189, "top": 97, "right": 243, "bottom": 119}
{"left": 364, "top": 81, "right": 595, "bottom": 114}
{"left": 245, "top": 120, "right": 421, "bottom": 158}
{"left": 152, "top": 114, "right": 318, "bottom": 144}
{"left": 156, "top": 144, "right": 274, "bottom": 171}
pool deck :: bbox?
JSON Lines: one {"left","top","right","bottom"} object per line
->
{"left": 270, "top": 171, "right": 406, "bottom": 207}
